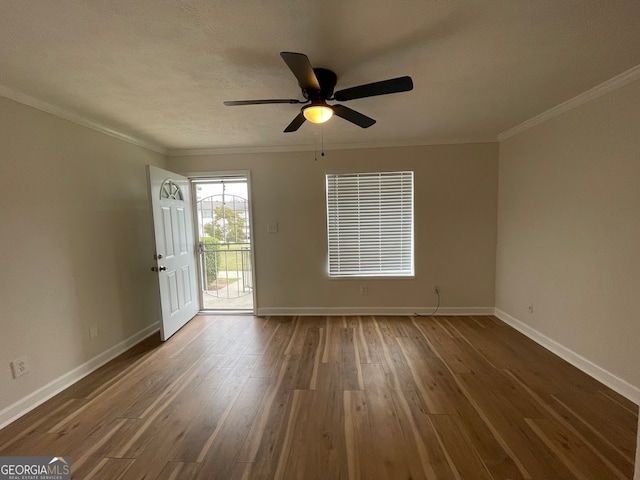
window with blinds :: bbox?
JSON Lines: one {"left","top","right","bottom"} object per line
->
{"left": 326, "top": 171, "right": 414, "bottom": 277}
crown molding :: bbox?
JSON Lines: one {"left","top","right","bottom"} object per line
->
{"left": 0, "top": 85, "right": 496, "bottom": 157}
{"left": 0, "top": 85, "right": 167, "bottom": 155}
{"left": 166, "top": 136, "right": 497, "bottom": 157}
{"left": 498, "top": 64, "right": 640, "bottom": 141}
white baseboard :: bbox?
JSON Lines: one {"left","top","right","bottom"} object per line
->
{"left": 255, "top": 306, "right": 495, "bottom": 317}
{"left": 494, "top": 309, "right": 640, "bottom": 405}
{"left": 0, "top": 322, "right": 160, "bottom": 430}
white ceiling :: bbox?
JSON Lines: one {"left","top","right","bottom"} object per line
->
{"left": 1, "top": 1, "right": 639, "bottom": 152}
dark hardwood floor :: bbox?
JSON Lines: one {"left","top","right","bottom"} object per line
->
{"left": 0, "top": 315, "right": 637, "bottom": 479}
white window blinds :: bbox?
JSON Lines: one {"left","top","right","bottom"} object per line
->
{"left": 326, "top": 171, "right": 414, "bottom": 277}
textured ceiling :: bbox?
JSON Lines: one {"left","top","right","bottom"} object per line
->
{"left": 1, "top": 1, "right": 639, "bottom": 151}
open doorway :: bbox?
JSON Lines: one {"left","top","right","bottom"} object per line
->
{"left": 192, "top": 175, "right": 255, "bottom": 312}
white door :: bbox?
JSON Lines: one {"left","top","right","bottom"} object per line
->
{"left": 147, "top": 165, "right": 199, "bottom": 341}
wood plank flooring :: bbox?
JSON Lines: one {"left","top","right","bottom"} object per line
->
{"left": 0, "top": 315, "right": 637, "bottom": 479}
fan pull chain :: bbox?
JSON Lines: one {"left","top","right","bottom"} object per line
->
{"left": 314, "top": 127, "right": 326, "bottom": 161}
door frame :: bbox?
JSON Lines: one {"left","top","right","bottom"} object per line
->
{"left": 188, "top": 170, "right": 257, "bottom": 313}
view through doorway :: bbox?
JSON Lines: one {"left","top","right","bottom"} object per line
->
{"left": 193, "top": 176, "right": 254, "bottom": 312}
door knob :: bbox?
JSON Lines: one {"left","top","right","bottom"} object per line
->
{"left": 158, "top": 266, "right": 167, "bottom": 271}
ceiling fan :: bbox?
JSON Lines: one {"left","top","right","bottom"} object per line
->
{"left": 223, "top": 52, "right": 414, "bottom": 132}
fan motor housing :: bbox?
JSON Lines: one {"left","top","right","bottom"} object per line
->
{"left": 303, "top": 68, "right": 337, "bottom": 100}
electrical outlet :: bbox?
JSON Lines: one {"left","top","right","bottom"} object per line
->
{"left": 359, "top": 285, "right": 368, "bottom": 295}
{"left": 89, "top": 325, "right": 99, "bottom": 340}
{"left": 434, "top": 285, "right": 440, "bottom": 295}
{"left": 10, "top": 356, "right": 30, "bottom": 379}
{"left": 528, "top": 304, "right": 534, "bottom": 314}
{"left": 267, "top": 223, "right": 278, "bottom": 234}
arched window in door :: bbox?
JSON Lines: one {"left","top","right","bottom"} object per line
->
{"left": 160, "top": 179, "right": 184, "bottom": 201}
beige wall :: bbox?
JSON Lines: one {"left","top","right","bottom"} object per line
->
{"left": 496, "top": 80, "right": 640, "bottom": 391}
{"left": 169, "top": 143, "right": 498, "bottom": 313}
{"left": 0, "top": 96, "right": 165, "bottom": 416}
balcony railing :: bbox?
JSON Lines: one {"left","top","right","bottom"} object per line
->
{"left": 199, "top": 242, "right": 252, "bottom": 300}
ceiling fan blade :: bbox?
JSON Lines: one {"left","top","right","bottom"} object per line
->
{"left": 334, "top": 76, "right": 413, "bottom": 101}
{"left": 280, "top": 52, "right": 321, "bottom": 92}
{"left": 331, "top": 105, "right": 376, "bottom": 128}
{"left": 284, "top": 112, "right": 306, "bottom": 132}
{"left": 224, "top": 99, "right": 303, "bottom": 106}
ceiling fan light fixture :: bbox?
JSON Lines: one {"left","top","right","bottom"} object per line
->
{"left": 302, "top": 104, "right": 333, "bottom": 124}
{"left": 224, "top": 52, "right": 413, "bottom": 132}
